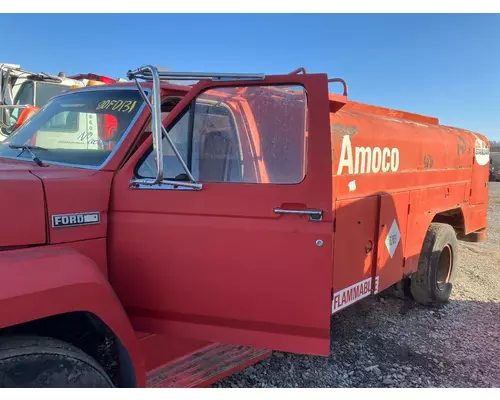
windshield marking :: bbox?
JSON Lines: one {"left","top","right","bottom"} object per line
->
{"left": 96, "top": 99, "right": 137, "bottom": 113}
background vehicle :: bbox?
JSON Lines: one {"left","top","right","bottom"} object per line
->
{"left": 0, "top": 66, "right": 489, "bottom": 387}
{"left": 0, "top": 63, "right": 118, "bottom": 140}
{"left": 490, "top": 152, "right": 500, "bottom": 181}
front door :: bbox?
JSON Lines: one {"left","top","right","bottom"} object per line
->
{"left": 109, "top": 74, "right": 333, "bottom": 355}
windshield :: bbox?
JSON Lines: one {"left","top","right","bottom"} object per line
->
{"left": 0, "top": 88, "right": 145, "bottom": 168}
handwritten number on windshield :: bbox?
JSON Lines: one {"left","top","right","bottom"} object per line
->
{"left": 96, "top": 100, "right": 137, "bottom": 113}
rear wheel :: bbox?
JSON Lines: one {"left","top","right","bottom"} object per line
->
{"left": 0, "top": 336, "right": 113, "bottom": 388}
{"left": 410, "top": 223, "right": 458, "bottom": 306}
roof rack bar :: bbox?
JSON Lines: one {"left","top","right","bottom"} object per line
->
{"left": 289, "top": 67, "right": 307, "bottom": 75}
{"left": 328, "top": 78, "right": 348, "bottom": 97}
{"left": 128, "top": 68, "right": 265, "bottom": 82}
{"left": 132, "top": 66, "right": 165, "bottom": 185}
{"left": 128, "top": 65, "right": 200, "bottom": 189}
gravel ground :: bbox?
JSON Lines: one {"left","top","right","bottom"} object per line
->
{"left": 213, "top": 183, "right": 500, "bottom": 388}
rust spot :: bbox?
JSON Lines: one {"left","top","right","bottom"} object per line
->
{"left": 423, "top": 154, "right": 434, "bottom": 169}
{"left": 331, "top": 123, "right": 358, "bottom": 137}
{"left": 457, "top": 136, "right": 467, "bottom": 157}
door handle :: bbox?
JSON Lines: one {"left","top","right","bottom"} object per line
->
{"left": 273, "top": 208, "right": 323, "bottom": 222}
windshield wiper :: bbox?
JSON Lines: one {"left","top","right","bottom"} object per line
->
{"left": 9, "top": 144, "right": 48, "bottom": 167}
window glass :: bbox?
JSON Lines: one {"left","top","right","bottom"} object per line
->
{"left": 0, "top": 89, "right": 144, "bottom": 167}
{"left": 7, "top": 81, "right": 35, "bottom": 127}
{"left": 34, "top": 82, "right": 72, "bottom": 107}
{"left": 137, "top": 84, "right": 307, "bottom": 184}
{"left": 14, "top": 81, "right": 34, "bottom": 106}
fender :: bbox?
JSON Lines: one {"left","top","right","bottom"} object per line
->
{"left": 404, "top": 200, "right": 485, "bottom": 277}
{"left": 461, "top": 203, "right": 487, "bottom": 236}
{"left": 0, "top": 246, "right": 145, "bottom": 387}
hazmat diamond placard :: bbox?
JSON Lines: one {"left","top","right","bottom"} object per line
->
{"left": 385, "top": 219, "right": 401, "bottom": 258}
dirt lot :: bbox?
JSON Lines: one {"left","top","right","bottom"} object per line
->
{"left": 214, "top": 183, "right": 500, "bottom": 388}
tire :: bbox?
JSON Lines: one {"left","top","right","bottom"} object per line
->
{"left": 0, "top": 336, "right": 114, "bottom": 388}
{"left": 410, "top": 223, "right": 458, "bottom": 306}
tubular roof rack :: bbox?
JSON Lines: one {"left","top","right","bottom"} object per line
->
{"left": 289, "top": 67, "right": 307, "bottom": 75}
{"left": 127, "top": 67, "right": 265, "bottom": 82}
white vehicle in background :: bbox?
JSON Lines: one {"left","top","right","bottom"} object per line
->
{"left": 0, "top": 63, "right": 87, "bottom": 140}
{"left": 32, "top": 101, "right": 122, "bottom": 152}
{"left": 0, "top": 64, "right": 120, "bottom": 142}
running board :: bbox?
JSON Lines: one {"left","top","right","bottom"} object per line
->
{"left": 146, "top": 343, "right": 271, "bottom": 388}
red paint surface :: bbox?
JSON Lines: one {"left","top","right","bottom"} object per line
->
{"left": 333, "top": 196, "right": 379, "bottom": 293}
{"left": 0, "top": 246, "right": 145, "bottom": 386}
{"left": 31, "top": 168, "right": 113, "bottom": 244}
{"left": 376, "top": 192, "right": 410, "bottom": 293}
{"left": 0, "top": 159, "right": 46, "bottom": 246}
{"left": 56, "top": 238, "right": 109, "bottom": 276}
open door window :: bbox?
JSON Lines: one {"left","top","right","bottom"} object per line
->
{"left": 136, "top": 84, "right": 309, "bottom": 185}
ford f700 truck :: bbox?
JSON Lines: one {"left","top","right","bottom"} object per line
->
{"left": 0, "top": 65, "right": 489, "bottom": 387}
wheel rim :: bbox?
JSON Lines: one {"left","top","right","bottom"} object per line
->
{"left": 436, "top": 244, "right": 453, "bottom": 290}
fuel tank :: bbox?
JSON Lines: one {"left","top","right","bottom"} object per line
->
{"left": 330, "top": 99, "right": 490, "bottom": 204}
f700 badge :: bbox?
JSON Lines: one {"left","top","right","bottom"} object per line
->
{"left": 52, "top": 212, "right": 101, "bottom": 228}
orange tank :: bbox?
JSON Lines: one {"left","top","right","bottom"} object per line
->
{"left": 328, "top": 94, "right": 489, "bottom": 298}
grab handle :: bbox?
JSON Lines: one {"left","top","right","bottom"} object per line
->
{"left": 273, "top": 208, "right": 323, "bottom": 222}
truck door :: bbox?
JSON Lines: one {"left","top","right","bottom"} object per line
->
{"left": 109, "top": 74, "right": 333, "bottom": 355}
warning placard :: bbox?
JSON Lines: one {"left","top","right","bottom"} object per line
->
{"left": 385, "top": 219, "right": 401, "bottom": 258}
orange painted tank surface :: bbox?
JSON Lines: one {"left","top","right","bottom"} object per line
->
{"left": 0, "top": 69, "right": 489, "bottom": 387}
{"left": 328, "top": 96, "right": 489, "bottom": 305}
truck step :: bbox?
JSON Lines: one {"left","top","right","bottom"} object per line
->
{"left": 146, "top": 343, "right": 270, "bottom": 388}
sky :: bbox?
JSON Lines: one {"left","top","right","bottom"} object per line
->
{"left": 1, "top": 13, "right": 499, "bottom": 140}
